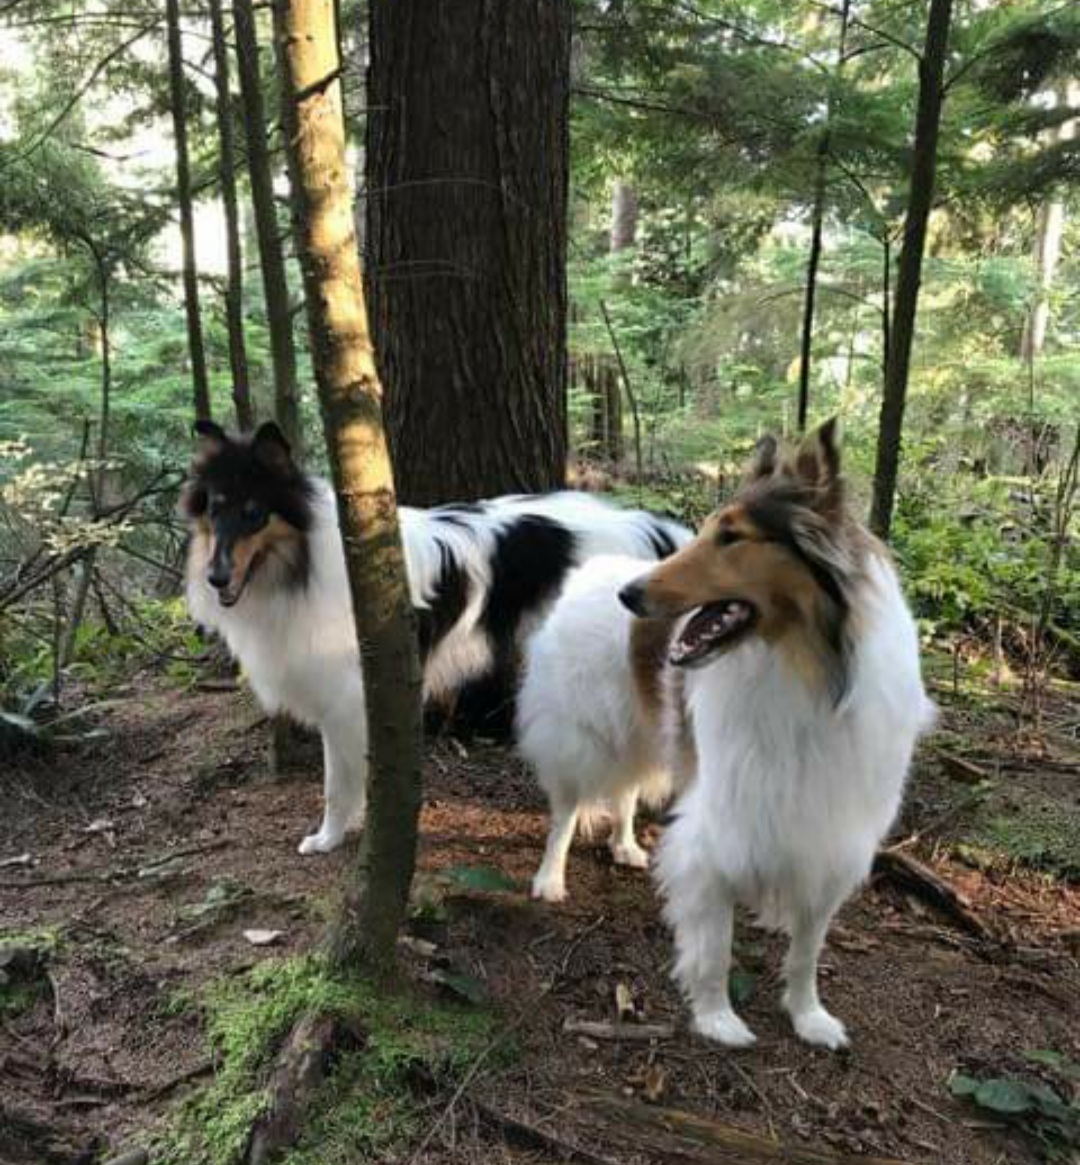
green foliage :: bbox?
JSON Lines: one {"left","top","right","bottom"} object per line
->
{"left": 950, "top": 1056, "right": 1080, "bottom": 1159}
{"left": 161, "top": 955, "right": 495, "bottom": 1165}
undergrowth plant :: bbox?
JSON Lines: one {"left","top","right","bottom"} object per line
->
{"left": 160, "top": 954, "right": 496, "bottom": 1165}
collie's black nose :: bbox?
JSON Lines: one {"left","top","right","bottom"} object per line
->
{"left": 207, "top": 566, "right": 231, "bottom": 591}
{"left": 618, "top": 578, "right": 649, "bottom": 617}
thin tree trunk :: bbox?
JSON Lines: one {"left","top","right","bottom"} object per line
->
{"left": 796, "top": 0, "right": 850, "bottom": 434}
{"left": 274, "top": 0, "right": 423, "bottom": 974}
{"left": 166, "top": 0, "right": 212, "bottom": 422}
{"left": 1018, "top": 83, "right": 1077, "bottom": 363}
{"left": 235, "top": 0, "right": 302, "bottom": 452}
{"left": 210, "top": 0, "right": 255, "bottom": 431}
{"left": 365, "top": 0, "right": 571, "bottom": 505}
{"left": 869, "top": 0, "right": 953, "bottom": 539}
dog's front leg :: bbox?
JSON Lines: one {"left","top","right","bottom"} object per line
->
{"left": 298, "top": 715, "right": 368, "bottom": 855}
{"left": 782, "top": 900, "right": 849, "bottom": 1049}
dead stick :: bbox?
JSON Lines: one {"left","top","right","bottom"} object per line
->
{"left": 872, "top": 849, "right": 991, "bottom": 940}
{"left": 563, "top": 1018, "right": 675, "bottom": 1042}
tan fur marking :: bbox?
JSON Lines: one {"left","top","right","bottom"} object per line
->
{"left": 220, "top": 515, "right": 301, "bottom": 592}
{"left": 630, "top": 617, "right": 677, "bottom": 722}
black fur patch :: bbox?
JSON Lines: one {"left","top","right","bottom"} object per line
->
{"left": 646, "top": 520, "right": 680, "bottom": 560}
{"left": 480, "top": 515, "right": 577, "bottom": 649}
{"left": 416, "top": 541, "right": 471, "bottom": 662}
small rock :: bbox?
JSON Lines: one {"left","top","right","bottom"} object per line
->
{"left": 243, "top": 929, "right": 284, "bottom": 947}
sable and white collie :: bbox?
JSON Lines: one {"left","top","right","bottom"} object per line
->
{"left": 182, "top": 420, "right": 690, "bottom": 856}
{"left": 517, "top": 420, "right": 934, "bottom": 1049}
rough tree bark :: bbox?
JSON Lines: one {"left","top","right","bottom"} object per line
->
{"left": 235, "top": 0, "right": 302, "bottom": 452}
{"left": 869, "top": 0, "right": 953, "bottom": 539}
{"left": 274, "top": 0, "right": 423, "bottom": 972}
{"left": 365, "top": 0, "right": 571, "bottom": 505}
{"left": 165, "top": 0, "right": 212, "bottom": 422}
{"left": 209, "top": 0, "right": 254, "bottom": 431}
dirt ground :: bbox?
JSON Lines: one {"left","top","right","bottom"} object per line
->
{"left": 1, "top": 673, "right": 1079, "bottom": 1165}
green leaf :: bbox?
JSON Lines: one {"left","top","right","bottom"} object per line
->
{"left": 440, "top": 866, "right": 520, "bottom": 894}
{"left": 949, "top": 1073, "right": 982, "bottom": 1098}
{"left": 973, "top": 1078, "right": 1037, "bottom": 1115}
{"left": 729, "top": 967, "right": 756, "bottom": 1005}
{"left": 432, "top": 969, "right": 487, "bottom": 1005}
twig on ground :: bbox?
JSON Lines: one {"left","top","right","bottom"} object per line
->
{"left": 0, "top": 838, "right": 230, "bottom": 889}
{"left": 563, "top": 1018, "right": 675, "bottom": 1042}
{"left": 872, "top": 849, "right": 992, "bottom": 940}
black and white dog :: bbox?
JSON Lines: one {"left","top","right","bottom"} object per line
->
{"left": 183, "top": 420, "right": 691, "bottom": 854}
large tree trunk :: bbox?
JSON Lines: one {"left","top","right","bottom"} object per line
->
{"left": 235, "top": 0, "right": 302, "bottom": 453}
{"left": 1019, "top": 83, "right": 1077, "bottom": 364}
{"left": 209, "top": 0, "right": 254, "bottom": 432}
{"left": 869, "top": 0, "right": 953, "bottom": 540}
{"left": 274, "top": 0, "right": 423, "bottom": 973}
{"left": 365, "top": 0, "right": 571, "bottom": 505}
{"left": 796, "top": 0, "right": 850, "bottom": 434}
{"left": 165, "top": 0, "right": 212, "bottom": 422}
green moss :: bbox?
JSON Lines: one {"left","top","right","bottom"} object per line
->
{"left": 158, "top": 954, "right": 496, "bottom": 1165}
{"left": 0, "top": 926, "right": 61, "bottom": 1017}
{"left": 980, "top": 804, "right": 1080, "bottom": 880}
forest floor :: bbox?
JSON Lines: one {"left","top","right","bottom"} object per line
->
{"left": 2, "top": 665, "right": 1079, "bottom": 1165}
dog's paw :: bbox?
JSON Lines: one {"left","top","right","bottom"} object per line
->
{"left": 531, "top": 873, "right": 567, "bottom": 903}
{"left": 791, "top": 1006, "right": 849, "bottom": 1050}
{"left": 610, "top": 840, "right": 650, "bottom": 869}
{"left": 693, "top": 1007, "right": 757, "bottom": 1048}
{"left": 298, "top": 826, "right": 346, "bottom": 855}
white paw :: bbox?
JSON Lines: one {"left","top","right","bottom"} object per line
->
{"left": 791, "top": 1006, "right": 849, "bottom": 1050}
{"left": 298, "top": 825, "right": 346, "bottom": 855}
{"left": 531, "top": 872, "right": 567, "bottom": 903}
{"left": 610, "top": 841, "right": 650, "bottom": 870}
{"left": 693, "top": 1007, "right": 757, "bottom": 1048}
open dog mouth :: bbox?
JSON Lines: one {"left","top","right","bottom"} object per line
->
{"left": 669, "top": 600, "right": 756, "bottom": 667}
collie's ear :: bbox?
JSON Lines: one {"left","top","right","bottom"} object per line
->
{"left": 745, "top": 434, "right": 779, "bottom": 481}
{"left": 193, "top": 419, "right": 227, "bottom": 453}
{"left": 794, "top": 417, "right": 843, "bottom": 514}
{"left": 252, "top": 421, "right": 294, "bottom": 474}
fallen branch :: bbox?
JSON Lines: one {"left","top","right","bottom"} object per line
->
{"left": 563, "top": 1017, "right": 675, "bottom": 1042}
{"left": 872, "top": 849, "right": 991, "bottom": 940}
{"left": 141, "top": 1058, "right": 215, "bottom": 1102}
{"left": 469, "top": 1094, "right": 624, "bottom": 1165}
{"left": 934, "top": 749, "right": 990, "bottom": 785}
{"left": 0, "top": 838, "right": 230, "bottom": 889}
{"left": 244, "top": 1014, "right": 364, "bottom": 1165}
{"left": 584, "top": 1091, "right": 914, "bottom": 1164}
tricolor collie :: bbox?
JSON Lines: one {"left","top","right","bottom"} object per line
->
{"left": 517, "top": 420, "right": 933, "bottom": 1048}
{"left": 182, "top": 420, "right": 690, "bottom": 855}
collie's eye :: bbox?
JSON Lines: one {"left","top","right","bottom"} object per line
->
{"left": 208, "top": 493, "right": 227, "bottom": 516}
{"left": 243, "top": 500, "right": 267, "bottom": 523}
{"left": 716, "top": 528, "right": 743, "bottom": 547}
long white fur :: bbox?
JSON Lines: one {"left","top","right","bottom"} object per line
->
{"left": 187, "top": 483, "right": 689, "bottom": 855}
{"left": 517, "top": 551, "right": 934, "bottom": 1049}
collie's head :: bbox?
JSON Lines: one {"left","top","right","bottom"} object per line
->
{"left": 181, "top": 420, "right": 315, "bottom": 608}
{"left": 619, "top": 418, "right": 866, "bottom": 703}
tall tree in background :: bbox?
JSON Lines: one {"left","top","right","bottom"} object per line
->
{"left": 365, "top": 0, "right": 572, "bottom": 505}
{"left": 1019, "top": 82, "right": 1078, "bottom": 365}
{"left": 235, "top": 0, "right": 302, "bottom": 453}
{"left": 796, "top": 0, "right": 851, "bottom": 434}
{"left": 869, "top": 0, "right": 954, "bottom": 539}
{"left": 209, "top": 0, "right": 254, "bottom": 431}
{"left": 165, "top": 0, "right": 212, "bottom": 422}
{"left": 274, "top": 0, "right": 422, "bottom": 972}
{"left": 235, "top": 0, "right": 307, "bottom": 774}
